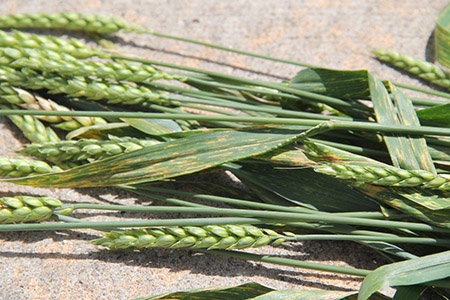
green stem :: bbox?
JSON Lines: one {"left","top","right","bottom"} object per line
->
{"left": 292, "top": 234, "right": 450, "bottom": 247}
{"left": 308, "top": 138, "right": 389, "bottom": 158}
{"left": 167, "top": 95, "right": 348, "bottom": 121}
{"left": 56, "top": 214, "right": 119, "bottom": 232}
{"left": 140, "top": 28, "right": 450, "bottom": 112}
{"left": 0, "top": 217, "right": 266, "bottom": 231}
{"left": 142, "top": 103, "right": 200, "bottom": 129}
{"left": 133, "top": 185, "right": 387, "bottom": 219}
{"left": 2, "top": 110, "right": 450, "bottom": 136}
{"left": 141, "top": 101, "right": 237, "bottom": 127}
{"left": 202, "top": 249, "right": 450, "bottom": 288}
{"left": 147, "top": 81, "right": 244, "bottom": 102}
{"left": 148, "top": 30, "right": 318, "bottom": 68}
{"left": 284, "top": 222, "right": 409, "bottom": 237}
{"left": 111, "top": 53, "right": 364, "bottom": 110}
{"left": 426, "top": 136, "right": 450, "bottom": 148}
{"left": 202, "top": 249, "right": 369, "bottom": 276}
{"left": 120, "top": 185, "right": 209, "bottom": 208}
{"left": 410, "top": 97, "right": 450, "bottom": 106}
{"left": 395, "top": 82, "right": 450, "bottom": 100}
{"left": 1, "top": 204, "right": 445, "bottom": 233}
{"left": 48, "top": 205, "right": 450, "bottom": 233}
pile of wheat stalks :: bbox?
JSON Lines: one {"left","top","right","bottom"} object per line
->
{"left": 0, "top": 12, "right": 449, "bottom": 299}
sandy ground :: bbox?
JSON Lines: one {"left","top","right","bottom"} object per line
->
{"left": 0, "top": 1, "right": 448, "bottom": 299}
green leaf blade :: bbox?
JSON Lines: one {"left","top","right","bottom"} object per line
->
{"left": 417, "top": 103, "right": 450, "bottom": 126}
{"left": 358, "top": 250, "right": 450, "bottom": 300}
{"left": 132, "top": 282, "right": 273, "bottom": 300}
{"left": 435, "top": 3, "right": 450, "bottom": 68}
{"left": 5, "top": 125, "right": 307, "bottom": 187}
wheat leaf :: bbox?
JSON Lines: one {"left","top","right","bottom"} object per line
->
{"left": 229, "top": 162, "right": 379, "bottom": 212}
{"left": 5, "top": 125, "right": 307, "bottom": 187}
{"left": 389, "top": 84, "right": 436, "bottom": 173}
{"left": 417, "top": 103, "right": 450, "bottom": 126}
{"left": 132, "top": 282, "right": 273, "bottom": 300}
{"left": 435, "top": 3, "right": 450, "bottom": 68}
{"left": 358, "top": 250, "right": 450, "bottom": 300}
{"left": 121, "top": 117, "right": 181, "bottom": 135}
{"left": 368, "top": 74, "right": 420, "bottom": 170}
{"left": 289, "top": 68, "right": 371, "bottom": 100}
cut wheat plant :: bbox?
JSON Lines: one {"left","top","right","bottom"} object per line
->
{"left": 0, "top": 9, "right": 449, "bottom": 300}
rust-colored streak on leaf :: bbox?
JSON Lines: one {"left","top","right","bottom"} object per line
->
{"left": 6, "top": 125, "right": 306, "bottom": 187}
{"left": 357, "top": 185, "right": 450, "bottom": 228}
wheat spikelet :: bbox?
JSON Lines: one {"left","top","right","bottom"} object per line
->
{"left": 0, "top": 195, "right": 66, "bottom": 223}
{"left": 0, "top": 12, "right": 139, "bottom": 34}
{"left": 93, "top": 225, "right": 288, "bottom": 250}
{"left": 372, "top": 49, "right": 450, "bottom": 89}
{"left": 314, "top": 162, "right": 450, "bottom": 190}
{"left": 0, "top": 156, "right": 61, "bottom": 177}
{"left": 20, "top": 135, "right": 159, "bottom": 168}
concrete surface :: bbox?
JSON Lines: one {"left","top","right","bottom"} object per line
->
{"left": 0, "top": 1, "right": 448, "bottom": 299}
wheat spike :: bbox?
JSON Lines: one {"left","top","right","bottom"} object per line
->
{"left": 1, "top": 46, "right": 175, "bottom": 82}
{"left": 20, "top": 135, "right": 159, "bottom": 168}
{"left": 0, "top": 12, "right": 139, "bottom": 34}
{"left": 93, "top": 225, "right": 288, "bottom": 250}
{"left": 0, "top": 66, "right": 167, "bottom": 106}
{"left": 0, "top": 29, "right": 105, "bottom": 59}
{"left": 0, "top": 156, "right": 61, "bottom": 177}
{"left": 372, "top": 49, "right": 450, "bottom": 89}
{"left": 314, "top": 162, "right": 450, "bottom": 190}
{"left": 1, "top": 103, "right": 61, "bottom": 143}
{"left": 0, "top": 195, "right": 66, "bottom": 223}
{"left": 0, "top": 84, "right": 107, "bottom": 130}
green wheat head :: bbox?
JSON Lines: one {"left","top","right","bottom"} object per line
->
{"left": 93, "top": 225, "right": 289, "bottom": 250}
{"left": 0, "top": 195, "right": 68, "bottom": 223}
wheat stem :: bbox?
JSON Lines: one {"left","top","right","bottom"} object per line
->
{"left": 0, "top": 12, "right": 316, "bottom": 68}
{"left": 127, "top": 185, "right": 387, "bottom": 219}
{"left": 4, "top": 205, "right": 446, "bottom": 233}
{"left": 208, "top": 249, "right": 372, "bottom": 276}
{"left": 0, "top": 217, "right": 268, "bottom": 231}
{"left": 111, "top": 54, "right": 366, "bottom": 111}
{"left": 292, "top": 234, "right": 450, "bottom": 247}
{"left": 2, "top": 110, "right": 450, "bottom": 137}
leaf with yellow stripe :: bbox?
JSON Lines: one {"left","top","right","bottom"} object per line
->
{"left": 435, "top": 3, "right": 450, "bottom": 68}
{"left": 4, "top": 125, "right": 307, "bottom": 188}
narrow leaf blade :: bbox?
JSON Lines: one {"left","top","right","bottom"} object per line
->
{"left": 122, "top": 117, "right": 181, "bottom": 135}
{"left": 358, "top": 250, "right": 450, "bottom": 300}
{"left": 133, "top": 282, "right": 273, "bottom": 300}
{"left": 435, "top": 3, "right": 450, "bottom": 68}
{"left": 417, "top": 103, "right": 450, "bottom": 126}
{"left": 368, "top": 74, "right": 419, "bottom": 170}
{"left": 251, "top": 289, "right": 355, "bottom": 300}
{"left": 5, "top": 125, "right": 307, "bottom": 187}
